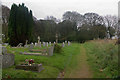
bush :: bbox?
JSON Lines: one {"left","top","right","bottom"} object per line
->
{"left": 54, "top": 44, "right": 62, "bottom": 53}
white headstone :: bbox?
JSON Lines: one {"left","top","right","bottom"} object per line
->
{"left": 68, "top": 41, "right": 70, "bottom": 46}
{"left": 62, "top": 42, "right": 65, "bottom": 47}
{"left": 35, "top": 43, "right": 37, "bottom": 46}
{"left": 49, "top": 42, "right": 51, "bottom": 46}
{"left": 65, "top": 41, "right": 67, "bottom": 44}
{"left": 43, "top": 42, "right": 45, "bottom": 47}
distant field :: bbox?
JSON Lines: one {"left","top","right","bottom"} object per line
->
{"left": 2, "top": 40, "right": 118, "bottom": 78}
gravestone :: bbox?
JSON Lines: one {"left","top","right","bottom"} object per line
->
{"left": 17, "top": 43, "right": 23, "bottom": 47}
{"left": 2, "top": 53, "right": 15, "bottom": 68}
{"left": 39, "top": 42, "right": 41, "bottom": 47}
{"left": 48, "top": 46, "right": 54, "bottom": 56}
{"left": 62, "top": 42, "right": 65, "bottom": 47}
{"left": 65, "top": 41, "right": 67, "bottom": 44}
{"left": 2, "top": 47, "right": 7, "bottom": 54}
{"left": 68, "top": 41, "right": 70, "bottom": 46}
{"left": 43, "top": 42, "right": 45, "bottom": 47}
{"left": 38, "top": 36, "right": 40, "bottom": 43}
{"left": 46, "top": 42, "right": 48, "bottom": 47}
{"left": 3, "top": 43, "right": 8, "bottom": 46}
{"left": 49, "top": 42, "right": 51, "bottom": 46}
{"left": 29, "top": 43, "right": 34, "bottom": 50}
{"left": 24, "top": 40, "right": 29, "bottom": 48}
{"left": 35, "top": 42, "right": 37, "bottom": 46}
{"left": 107, "top": 31, "right": 110, "bottom": 39}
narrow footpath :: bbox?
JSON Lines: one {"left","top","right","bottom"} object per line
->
{"left": 65, "top": 45, "right": 93, "bottom": 78}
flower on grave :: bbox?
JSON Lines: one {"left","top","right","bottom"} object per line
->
{"left": 29, "top": 59, "right": 34, "bottom": 64}
{"left": 25, "top": 59, "right": 28, "bottom": 62}
{"left": 7, "top": 75, "right": 11, "bottom": 78}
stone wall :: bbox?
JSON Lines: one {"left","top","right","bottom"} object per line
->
{"left": 2, "top": 53, "right": 14, "bottom": 68}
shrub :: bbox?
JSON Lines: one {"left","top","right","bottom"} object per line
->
{"left": 54, "top": 44, "right": 62, "bottom": 53}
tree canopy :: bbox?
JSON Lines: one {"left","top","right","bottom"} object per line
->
{"left": 8, "top": 3, "right": 33, "bottom": 46}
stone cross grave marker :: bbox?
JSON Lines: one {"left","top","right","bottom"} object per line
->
{"left": 24, "top": 40, "right": 29, "bottom": 48}
{"left": 38, "top": 36, "right": 40, "bottom": 43}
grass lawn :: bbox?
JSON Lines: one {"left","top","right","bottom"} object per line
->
{"left": 2, "top": 43, "right": 80, "bottom": 78}
{"left": 2, "top": 40, "right": 118, "bottom": 78}
{"left": 84, "top": 40, "right": 118, "bottom": 78}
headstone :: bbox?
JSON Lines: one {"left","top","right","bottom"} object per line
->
{"left": 46, "top": 42, "right": 48, "bottom": 47}
{"left": 38, "top": 36, "right": 40, "bottom": 43}
{"left": 40, "top": 42, "right": 41, "bottom": 47}
{"left": 37, "top": 42, "right": 41, "bottom": 47}
{"left": 48, "top": 46, "right": 54, "bottom": 56}
{"left": 24, "top": 40, "right": 28, "bottom": 48}
{"left": 43, "top": 42, "right": 45, "bottom": 47}
{"left": 29, "top": 43, "right": 34, "bottom": 50}
{"left": 4, "top": 43, "right": 8, "bottom": 46}
{"left": 2, "top": 46, "right": 7, "bottom": 54}
{"left": 107, "top": 31, "right": 110, "bottom": 39}
{"left": 68, "top": 41, "right": 70, "bottom": 46}
{"left": 49, "top": 42, "right": 51, "bottom": 46}
{"left": 17, "top": 43, "right": 23, "bottom": 47}
{"left": 35, "top": 42, "right": 37, "bottom": 46}
{"left": 65, "top": 41, "right": 67, "bottom": 44}
{"left": 62, "top": 42, "right": 65, "bottom": 47}
{"left": 56, "top": 34, "right": 58, "bottom": 43}
{"left": 2, "top": 53, "right": 15, "bottom": 68}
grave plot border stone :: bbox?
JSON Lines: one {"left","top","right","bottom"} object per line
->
{"left": 15, "top": 64, "right": 44, "bottom": 72}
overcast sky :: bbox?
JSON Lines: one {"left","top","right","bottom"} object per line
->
{"left": 1, "top": 0, "right": 119, "bottom": 20}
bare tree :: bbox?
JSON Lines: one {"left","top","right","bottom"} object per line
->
{"left": 45, "top": 16, "right": 61, "bottom": 23}
{"left": 83, "top": 13, "right": 104, "bottom": 26}
{"left": 62, "top": 11, "right": 84, "bottom": 27}
{"left": 104, "top": 15, "right": 118, "bottom": 32}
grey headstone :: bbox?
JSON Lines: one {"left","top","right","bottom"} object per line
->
{"left": 49, "top": 42, "right": 51, "bottom": 46}
{"left": 37, "top": 42, "right": 41, "bottom": 47}
{"left": 2, "top": 54, "right": 14, "bottom": 68}
{"left": 2, "top": 47, "right": 7, "bottom": 54}
{"left": 29, "top": 44, "right": 34, "bottom": 50}
{"left": 43, "top": 42, "right": 45, "bottom": 47}
{"left": 24, "top": 45, "right": 29, "bottom": 48}
{"left": 48, "top": 46, "right": 54, "bottom": 56}
{"left": 46, "top": 42, "right": 48, "bottom": 47}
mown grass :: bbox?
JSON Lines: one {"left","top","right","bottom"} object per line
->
{"left": 2, "top": 43, "right": 80, "bottom": 78}
{"left": 84, "top": 39, "right": 118, "bottom": 78}
{"left": 2, "top": 40, "right": 118, "bottom": 78}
